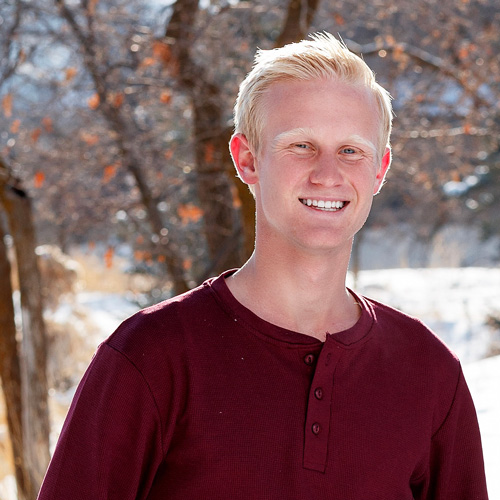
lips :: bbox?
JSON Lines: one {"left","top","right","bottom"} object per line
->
{"left": 299, "top": 198, "right": 347, "bottom": 211}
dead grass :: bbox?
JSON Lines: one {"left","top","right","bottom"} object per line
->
{"left": 71, "top": 252, "right": 156, "bottom": 295}
{"left": 70, "top": 253, "right": 132, "bottom": 293}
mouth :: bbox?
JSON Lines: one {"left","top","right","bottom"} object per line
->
{"left": 299, "top": 198, "right": 348, "bottom": 212}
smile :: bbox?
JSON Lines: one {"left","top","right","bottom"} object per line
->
{"left": 299, "top": 199, "right": 347, "bottom": 211}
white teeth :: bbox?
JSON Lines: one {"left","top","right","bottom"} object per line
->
{"left": 300, "top": 199, "right": 346, "bottom": 211}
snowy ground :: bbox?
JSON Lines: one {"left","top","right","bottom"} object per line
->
{"left": 1, "top": 267, "right": 498, "bottom": 499}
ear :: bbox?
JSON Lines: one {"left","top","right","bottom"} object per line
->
{"left": 373, "top": 147, "right": 392, "bottom": 195}
{"left": 229, "top": 133, "right": 259, "bottom": 186}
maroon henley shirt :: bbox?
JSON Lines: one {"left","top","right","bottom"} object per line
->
{"left": 37, "top": 271, "right": 488, "bottom": 499}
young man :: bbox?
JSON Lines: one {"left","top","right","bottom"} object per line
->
{"left": 38, "top": 33, "right": 488, "bottom": 499}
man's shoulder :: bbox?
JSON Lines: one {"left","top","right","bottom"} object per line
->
{"left": 363, "top": 294, "right": 460, "bottom": 366}
{"left": 104, "top": 278, "right": 218, "bottom": 360}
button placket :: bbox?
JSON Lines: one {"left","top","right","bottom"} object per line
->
{"left": 303, "top": 344, "right": 341, "bottom": 473}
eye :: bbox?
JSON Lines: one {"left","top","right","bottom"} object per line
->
{"left": 294, "top": 143, "right": 310, "bottom": 149}
{"left": 341, "top": 147, "right": 357, "bottom": 154}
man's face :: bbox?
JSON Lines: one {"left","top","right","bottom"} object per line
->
{"left": 236, "top": 77, "right": 391, "bottom": 255}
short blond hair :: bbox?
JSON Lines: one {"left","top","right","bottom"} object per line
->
{"left": 232, "top": 32, "right": 393, "bottom": 159}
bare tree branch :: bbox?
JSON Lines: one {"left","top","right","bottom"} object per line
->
{"left": 0, "top": 0, "right": 23, "bottom": 84}
{"left": 346, "top": 39, "right": 489, "bottom": 108}
{"left": 54, "top": 0, "right": 190, "bottom": 293}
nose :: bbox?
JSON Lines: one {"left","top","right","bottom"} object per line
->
{"left": 309, "top": 155, "right": 344, "bottom": 187}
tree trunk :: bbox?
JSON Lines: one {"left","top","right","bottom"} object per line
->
{"left": 276, "top": 0, "right": 321, "bottom": 46}
{"left": 0, "top": 178, "right": 50, "bottom": 500}
{"left": 0, "top": 220, "right": 30, "bottom": 500}
{"left": 165, "top": 0, "right": 245, "bottom": 277}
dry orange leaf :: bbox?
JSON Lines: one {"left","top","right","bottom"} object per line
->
{"left": 160, "top": 90, "right": 172, "bottom": 104}
{"left": 385, "top": 35, "right": 396, "bottom": 46}
{"left": 103, "top": 163, "right": 118, "bottom": 183}
{"left": 392, "top": 44, "right": 405, "bottom": 62}
{"left": 178, "top": 203, "right": 204, "bottom": 225}
{"left": 81, "top": 131, "right": 99, "bottom": 146}
{"left": 140, "top": 57, "right": 156, "bottom": 68}
{"left": 65, "top": 67, "right": 78, "bottom": 82}
{"left": 458, "top": 47, "right": 469, "bottom": 61}
{"left": 152, "top": 41, "right": 172, "bottom": 66}
{"left": 112, "top": 93, "right": 124, "bottom": 108}
{"left": 104, "top": 246, "right": 114, "bottom": 269}
{"left": 42, "top": 116, "right": 53, "bottom": 132}
{"left": 231, "top": 184, "right": 242, "bottom": 209}
{"left": 34, "top": 171, "right": 45, "bottom": 189}
{"left": 2, "top": 93, "right": 13, "bottom": 118}
{"left": 334, "top": 13, "right": 345, "bottom": 26}
{"left": 167, "top": 176, "right": 182, "bottom": 186}
{"left": 88, "top": 93, "right": 100, "bottom": 110}
{"left": 10, "top": 119, "right": 21, "bottom": 134}
{"left": 204, "top": 143, "right": 215, "bottom": 164}
{"left": 31, "top": 128, "right": 41, "bottom": 143}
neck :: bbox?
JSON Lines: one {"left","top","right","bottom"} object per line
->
{"left": 226, "top": 237, "right": 360, "bottom": 340}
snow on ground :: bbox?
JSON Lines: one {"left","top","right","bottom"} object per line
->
{"left": 1, "top": 267, "right": 498, "bottom": 499}
{"left": 348, "top": 266, "right": 500, "bottom": 363}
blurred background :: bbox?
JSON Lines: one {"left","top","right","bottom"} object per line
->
{"left": 0, "top": 0, "right": 499, "bottom": 499}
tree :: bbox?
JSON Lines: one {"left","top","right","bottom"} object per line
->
{"left": 0, "top": 158, "right": 50, "bottom": 500}
{"left": 54, "top": 0, "right": 191, "bottom": 293}
{"left": 1, "top": 4, "right": 51, "bottom": 496}
{"left": 0, "top": 219, "right": 28, "bottom": 500}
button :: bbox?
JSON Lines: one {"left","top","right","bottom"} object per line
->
{"left": 314, "top": 387, "right": 323, "bottom": 400}
{"left": 325, "top": 352, "right": 332, "bottom": 366}
{"left": 304, "top": 354, "right": 315, "bottom": 365}
{"left": 311, "top": 423, "right": 321, "bottom": 435}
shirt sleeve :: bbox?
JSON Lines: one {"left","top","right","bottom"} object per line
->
{"left": 37, "top": 343, "right": 165, "bottom": 500}
{"left": 413, "top": 365, "right": 489, "bottom": 500}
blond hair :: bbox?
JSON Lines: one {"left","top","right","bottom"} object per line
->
{"left": 232, "top": 32, "right": 393, "bottom": 159}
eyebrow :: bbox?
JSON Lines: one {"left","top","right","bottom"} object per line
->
{"left": 272, "top": 127, "right": 315, "bottom": 147}
{"left": 345, "top": 135, "right": 378, "bottom": 154}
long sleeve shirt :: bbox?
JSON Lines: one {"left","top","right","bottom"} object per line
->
{"left": 37, "top": 271, "right": 488, "bottom": 499}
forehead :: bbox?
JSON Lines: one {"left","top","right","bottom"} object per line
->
{"left": 259, "top": 78, "right": 380, "bottom": 144}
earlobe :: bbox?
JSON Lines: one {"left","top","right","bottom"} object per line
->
{"left": 373, "top": 147, "right": 392, "bottom": 195}
{"left": 229, "top": 133, "right": 259, "bottom": 185}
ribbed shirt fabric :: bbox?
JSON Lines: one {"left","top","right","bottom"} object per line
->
{"left": 38, "top": 270, "right": 488, "bottom": 499}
